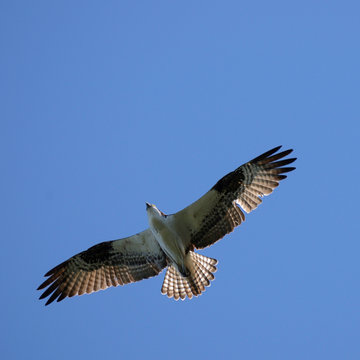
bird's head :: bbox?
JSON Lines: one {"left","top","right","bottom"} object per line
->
{"left": 145, "top": 202, "right": 166, "bottom": 217}
{"left": 146, "top": 202, "right": 157, "bottom": 213}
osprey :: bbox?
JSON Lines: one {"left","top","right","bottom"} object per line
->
{"left": 38, "top": 146, "right": 296, "bottom": 305}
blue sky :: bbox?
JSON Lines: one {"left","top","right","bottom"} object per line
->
{"left": 1, "top": 1, "right": 359, "bottom": 359}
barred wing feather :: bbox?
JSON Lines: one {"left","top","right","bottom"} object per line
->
{"left": 38, "top": 229, "right": 167, "bottom": 305}
{"left": 171, "top": 146, "right": 296, "bottom": 249}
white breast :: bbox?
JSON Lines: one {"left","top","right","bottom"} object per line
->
{"left": 148, "top": 213, "right": 187, "bottom": 273}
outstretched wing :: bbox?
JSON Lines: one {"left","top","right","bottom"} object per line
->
{"left": 38, "top": 229, "right": 167, "bottom": 305}
{"left": 171, "top": 146, "right": 296, "bottom": 249}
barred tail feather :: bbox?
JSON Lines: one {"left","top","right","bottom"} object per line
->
{"left": 161, "top": 252, "right": 217, "bottom": 300}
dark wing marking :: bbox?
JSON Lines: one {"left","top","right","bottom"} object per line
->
{"left": 37, "top": 229, "right": 167, "bottom": 305}
{"left": 171, "top": 146, "right": 296, "bottom": 249}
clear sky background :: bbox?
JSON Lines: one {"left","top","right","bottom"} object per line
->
{"left": 1, "top": 1, "right": 359, "bottom": 359}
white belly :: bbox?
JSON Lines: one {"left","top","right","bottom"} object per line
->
{"left": 149, "top": 216, "right": 187, "bottom": 273}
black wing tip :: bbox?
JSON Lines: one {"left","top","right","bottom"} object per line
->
{"left": 45, "top": 297, "right": 56, "bottom": 306}
{"left": 264, "top": 146, "right": 294, "bottom": 155}
{"left": 38, "top": 270, "right": 63, "bottom": 305}
{"left": 39, "top": 295, "right": 53, "bottom": 306}
{"left": 40, "top": 289, "right": 64, "bottom": 306}
{"left": 251, "top": 146, "right": 296, "bottom": 166}
{"left": 37, "top": 284, "right": 45, "bottom": 291}
{"left": 38, "top": 292, "right": 47, "bottom": 300}
{"left": 281, "top": 166, "right": 296, "bottom": 173}
{"left": 286, "top": 158, "right": 297, "bottom": 165}
{"left": 44, "top": 259, "right": 68, "bottom": 277}
{"left": 250, "top": 145, "right": 283, "bottom": 162}
{"left": 271, "top": 145, "right": 283, "bottom": 152}
{"left": 260, "top": 145, "right": 283, "bottom": 158}
{"left": 269, "top": 147, "right": 294, "bottom": 159}
{"left": 212, "top": 146, "right": 296, "bottom": 193}
{"left": 37, "top": 279, "right": 50, "bottom": 291}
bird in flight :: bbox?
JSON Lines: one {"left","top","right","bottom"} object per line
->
{"left": 38, "top": 146, "right": 296, "bottom": 305}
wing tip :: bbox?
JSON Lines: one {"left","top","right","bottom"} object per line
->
{"left": 253, "top": 147, "right": 296, "bottom": 167}
{"left": 250, "top": 145, "right": 283, "bottom": 162}
{"left": 37, "top": 284, "right": 45, "bottom": 291}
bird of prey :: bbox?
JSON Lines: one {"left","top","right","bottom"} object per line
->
{"left": 38, "top": 146, "right": 296, "bottom": 305}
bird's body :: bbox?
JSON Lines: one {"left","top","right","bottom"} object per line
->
{"left": 146, "top": 205, "right": 188, "bottom": 276}
{"left": 38, "top": 146, "right": 296, "bottom": 305}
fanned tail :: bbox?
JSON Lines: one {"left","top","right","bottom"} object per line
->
{"left": 161, "top": 252, "right": 217, "bottom": 300}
